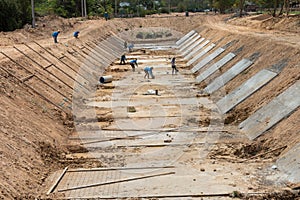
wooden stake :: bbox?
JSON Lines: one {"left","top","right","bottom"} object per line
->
{"left": 21, "top": 74, "right": 35, "bottom": 82}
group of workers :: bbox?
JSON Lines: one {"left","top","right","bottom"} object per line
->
{"left": 52, "top": 12, "right": 111, "bottom": 43}
{"left": 52, "top": 30, "right": 179, "bottom": 78}
{"left": 52, "top": 30, "right": 80, "bottom": 43}
{"left": 120, "top": 54, "right": 178, "bottom": 79}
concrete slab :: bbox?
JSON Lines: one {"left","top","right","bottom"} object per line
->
{"left": 187, "top": 43, "right": 216, "bottom": 66}
{"left": 191, "top": 47, "right": 225, "bottom": 73}
{"left": 61, "top": 43, "right": 261, "bottom": 199}
{"left": 88, "top": 98, "right": 200, "bottom": 108}
{"left": 204, "top": 59, "right": 253, "bottom": 94}
{"left": 196, "top": 52, "right": 236, "bottom": 83}
{"left": 216, "top": 69, "right": 278, "bottom": 114}
{"left": 276, "top": 142, "right": 300, "bottom": 183}
{"left": 177, "top": 32, "right": 198, "bottom": 49}
{"left": 239, "top": 81, "right": 300, "bottom": 140}
{"left": 179, "top": 35, "right": 201, "bottom": 53}
{"left": 176, "top": 30, "right": 196, "bottom": 45}
{"left": 134, "top": 44, "right": 176, "bottom": 50}
{"left": 184, "top": 40, "right": 210, "bottom": 60}
{"left": 181, "top": 38, "right": 205, "bottom": 57}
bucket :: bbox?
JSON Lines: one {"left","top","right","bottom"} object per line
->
{"left": 99, "top": 75, "right": 113, "bottom": 83}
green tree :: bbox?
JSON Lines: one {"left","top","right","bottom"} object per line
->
{"left": 49, "top": 0, "right": 81, "bottom": 18}
{"left": 213, "top": 0, "right": 235, "bottom": 13}
{"left": 0, "top": 0, "right": 31, "bottom": 31}
{"left": 88, "top": 0, "right": 113, "bottom": 16}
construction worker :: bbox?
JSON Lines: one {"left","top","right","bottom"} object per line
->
{"left": 73, "top": 31, "right": 80, "bottom": 38}
{"left": 104, "top": 12, "right": 109, "bottom": 21}
{"left": 129, "top": 58, "right": 138, "bottom": 71}
{"left": 128, "top": 43, "right": 134, "bottom": 52}
{"left": 120, "top": 54, "right": 127, "bottom": 65}
{"left": 171, "top": 57, "right": 179, "bottom": 75}
{"left": 144, "top": 66, "right": 154, "bottom": 79}
{"left": 52, "top": 30, "right": 60, "bottom": 43}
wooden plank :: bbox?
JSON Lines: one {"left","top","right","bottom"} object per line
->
{"left": 44, "top": 63, "right": 53, "bottom": 69}
{"left": 67, "top": 166, "right": 175, "bottom": 172}
{"left": 21, "top": 74, "right": 35, "bottom": 82}
{"left": 82, "top": 192, "right": 268, "bottom": 199}
{"left": 80, "top": 135, "right": 139, "bottom": 145}
{"left": 101, "top": 128, "right": 228, "bottom": 133}
{"left": 47, "top": 167, "right": 68, "bottom": 194}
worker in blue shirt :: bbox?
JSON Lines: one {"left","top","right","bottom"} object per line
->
{"left": 73, "top": 31, "right": 80, "bottom": 38}
{"left": 52, "top": 30, "right": 60, "bottom": 43}
{"left": 104, "top": 12, "right": 109, "bottom": 21}
{"left": 129, "top": 58, "right": 138, "bottom": 71}
{"left": 128, "top": 43, "right": 134, "bottom": 52}
{"left": 144, "top": 66, "right": 154, "bottom": 79}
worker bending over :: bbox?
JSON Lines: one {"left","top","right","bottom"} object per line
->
{"left": 144, "top": 66, "right": 154, "bottom": 79}
{"left": 129, "top": 58, "right": 138, "bottom": 71}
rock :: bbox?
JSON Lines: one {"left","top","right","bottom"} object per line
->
{"left": 127, "top": 106, "right": 136, "bottom": 112}
{"left": 200, "top": 168, "right": 205, "bottom": 172}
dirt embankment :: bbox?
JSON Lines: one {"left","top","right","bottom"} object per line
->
{"left": 0, "top": 13, "right": 299, "bottom": 198}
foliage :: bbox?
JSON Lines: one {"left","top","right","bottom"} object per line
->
{"left": 1, "top": 0, "right": 299, "bottom": 31}
{"left": 213, "top": 0, "right": 236, "bottom": 13}
{"left": 88, "top": 0, "right": 113, "bottom": 16}
{"left": 49, "top": 0, "right": 81, "bottom": 18}
{"left": 0, "top": 0, "right": 31, "bottom": 31}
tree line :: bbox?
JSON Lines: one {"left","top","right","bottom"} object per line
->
{"left": 0, "top": 0, "right": 299, "bottom": 32}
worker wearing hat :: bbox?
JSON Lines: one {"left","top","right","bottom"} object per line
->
{"left": 52, "top": 30, "right": 60, "bottom": 43}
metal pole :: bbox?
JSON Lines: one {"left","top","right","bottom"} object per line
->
{"left": 31, "top": 0, "right": 35, "bottom": 28}
{"left": 81, "top": 0, "right": 84, "bottom": 17}
{"left": 169, "top": 0, "right": 171, "bottom": 13}
{"left": 137, "top": 0, "right": 139, "bottom": 17}
{"left": 115, "top": 0, "right": 117, "bottom": 16}
{"left": 84, "top": 0, "right": 87, "bottom": 17}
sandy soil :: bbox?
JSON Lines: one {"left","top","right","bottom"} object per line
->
{"left": 0, "top": 13, "right": 299, "bottom": 198}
